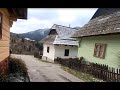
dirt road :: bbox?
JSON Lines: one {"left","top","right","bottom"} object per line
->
{"left": 11, "top": 54, "right": 83, "bottom": 82}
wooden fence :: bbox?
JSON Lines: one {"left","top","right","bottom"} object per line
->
{"left": 55, "top": 57, "right": 120, "bottom": 82}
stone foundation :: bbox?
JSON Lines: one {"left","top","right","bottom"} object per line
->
{"left": 0, "top": 57, "right": 9, "bottom": 76}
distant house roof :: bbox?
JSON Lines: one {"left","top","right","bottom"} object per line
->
{"left": 40, "top": 35, "right": 56, "bottom": 44}
{"left": 41, "top": 24, "right": 79, "bottom": 46}
{"left": 72, "top": 11, "right": 120, "bottom": 38}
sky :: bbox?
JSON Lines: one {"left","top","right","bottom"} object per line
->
{"left": 10, "top": 8, "right": 98, "bottom": 34}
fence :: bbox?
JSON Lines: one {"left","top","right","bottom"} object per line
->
{"left": 55, "top": 57, "right": 120, "bottom": 82}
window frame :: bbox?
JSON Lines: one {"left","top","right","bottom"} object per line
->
{"left": 93, "top": 43, "right": 107, "bottom": 59}
{"left": 0, "top": 12, "right": 3, "bottom": 39}
{"left": 64, "top": 49, "right": 69, "bottom": 56}
{"left": 47, "top": 46, "right": 49, "bottom": 53}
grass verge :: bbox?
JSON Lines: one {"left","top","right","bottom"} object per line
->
{"left": 61, "top": 65, "right": 104, "bottom": 82}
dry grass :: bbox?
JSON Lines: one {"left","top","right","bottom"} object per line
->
{"left": 61, "top": 66, "right": 104, "bottom": 82}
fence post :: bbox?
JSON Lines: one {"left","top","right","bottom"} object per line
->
{"left": 109, "top": 67, "right": 111, "bottom": 82}
{"left": 111, "top": 68, "right": 114, "bottom": 81}
{"left": 119, "top": 69, "right": 120, "bottom": 82}
{"left": 116, "top": 69, "right": 118, "bottom": 82}
{"left": 113, "top": 68, "right": 116, "bottom": 82}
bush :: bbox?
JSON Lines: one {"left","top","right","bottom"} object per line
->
{"left": 34, "top": 52, "right": 42, "bottom": 59}
{"left": 55, "top": 57, "right": 81, "bottom": 70}
{"left": 0, "top": 74, "right": 8, "bottom": 82}
{"left": 0, "top": 57, "right": 28, "bottom": 82}
{"left": 34, "top": 52, "right": 39, "bottom": 58}
{"left": 8, "top": 57, "right": 28, "bottom": 76}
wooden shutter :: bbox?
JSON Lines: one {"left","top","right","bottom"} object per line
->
{"left": 97, "top": 44, "right": 101, "bottom": 57}
{"left": 94, "top": 44, "right": 97, "bottom": 56}
{"left": 100, "top": 44, "right": 107, "bottom": 59}
{"left": 94, "top": 43, "right": 107, "bottom": 59}
{"left": 94, "top": 44, "right": 100, "bottom": 57}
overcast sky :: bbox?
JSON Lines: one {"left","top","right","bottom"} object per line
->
{"left": 10, "top": 8, "right": 98, "bottom": 34}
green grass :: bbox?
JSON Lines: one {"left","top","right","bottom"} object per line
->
{"left": 61, "top": 66, "right": 104, "bottom": 82}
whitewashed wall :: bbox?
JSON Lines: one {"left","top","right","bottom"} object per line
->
{"left": 54, "top": 45, "right": 78, "bottom": 59}
{"left": 42, "top": 44, "right": 55, "bottom": 61}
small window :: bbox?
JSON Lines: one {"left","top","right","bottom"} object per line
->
{"left": 94, "top": 43, "right": 107, "bottom": 59}
{"left": 47, "top": 47, "right": 49, "bottom": 53}
{"left": 64, "top": 49, "right": 69, "bottom": 56}
{"left": 0, "top": 12, "right": 3, "bottom": 39}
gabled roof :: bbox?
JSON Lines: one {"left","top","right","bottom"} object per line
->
{"left": 91, "top": 8, "right": 120, "bottom": 20}
{"left": 40, "top": 35, "right": 56, "bottom": 44}
{"left": 72, "top": 11, "right": 120, "bottom": 38}
{"left": 51, "top": 24, "right": 79, "bottom": 39}
{"left": 41, "top": 24, "right": 79, "bottom": 46}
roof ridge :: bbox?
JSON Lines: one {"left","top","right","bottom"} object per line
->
{"left": 53, "top": 24, "right": 78, "bottom": 30}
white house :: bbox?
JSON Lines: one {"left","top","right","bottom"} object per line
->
{"left": 41, "top": 24, "right": 79, "bottom": 62}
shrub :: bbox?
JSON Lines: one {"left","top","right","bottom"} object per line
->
{"left": 34, "top": 52, "right": 42, "bottom": 59}
{"left": 0, "top": 57, "right": 29, "bottom": 82}
{"left": 55, "top": 57, "right": 81, "bottom": 70}
{"left": 34, "top": 52, "right": 39, "bottom": 58}
{"left": 0, "top": 74, "right": 8, "bottom": 82}
{"left": 8, "top": 57, "right": 28, "bottom": 76}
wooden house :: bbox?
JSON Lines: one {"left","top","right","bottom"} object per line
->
{"left": 41, "top": 24, "right": 79, "bottom": 62}
{"left": 72, "top": 8, "right": 120, "bottom": 69}
{"left": 0, "top": 8, "right": 27, "bottom": 75}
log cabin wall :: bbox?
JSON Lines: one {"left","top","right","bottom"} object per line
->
{"left": 0, "top": 8, "right": 10, "bottom": 75}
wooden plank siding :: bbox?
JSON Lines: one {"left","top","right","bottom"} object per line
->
{"left": 0, "top": 8, "right": 10, "bottom": 62}
{"left": 0, "top": 52, "right": 9, "bottom": 62}
{"left": 1, "top": 35, "right": 9, "bottom": 41}
{"left": 0, "top": 41, "right": 9, "bottom": 47}
{"left": 0, "top": 47, "right": 9, "bottom": 53}
{"left": 2, "top": 28, "right": 10, "bottom": 38}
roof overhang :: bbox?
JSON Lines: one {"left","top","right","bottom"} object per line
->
{"left": 7, "top": 8, "right": 27, "bottom": 20}
{"left": 72, "top": 32, "right": 120, "bottom": 38}
{"left": 7, "top": 8, "right": 27, "bottom": 27}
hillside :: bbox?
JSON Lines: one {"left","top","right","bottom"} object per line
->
{"left": 17, "top": 29, "right": 50, "bottom": 41}
{"left": 10, "top": 26, "right": 80, "bottom": 55}
{"left": 10, "top": 32, "right": 43, "bottom": 55}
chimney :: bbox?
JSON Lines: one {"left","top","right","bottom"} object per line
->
{"left": 69, "top": 24, "right": 70, "bottom": 27}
